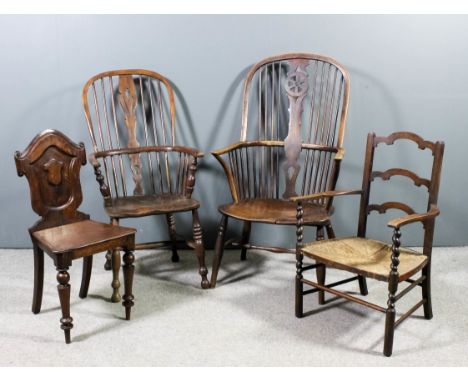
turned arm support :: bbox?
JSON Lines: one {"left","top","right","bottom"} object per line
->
{"left": 89, "top": 153, "right": 111, "bottom": 199}
{"left": 387, "top": 204, "right": 440, "bottom": 229}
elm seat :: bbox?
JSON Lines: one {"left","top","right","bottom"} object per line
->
{"left": 33, "top": 220, "right": 136, "bottom": 256}
{"left": 219, "top": 199, "right": 331, "bottom": 225}
{"left": 105, "top": 195, "right": 201, "bottom": 218}
{"left": 301, "top": 237, "right": 428, "bottom": 282}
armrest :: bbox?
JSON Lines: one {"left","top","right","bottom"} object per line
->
{"left": 290, "top": 189, "right": 362, "bottom": 203}
{"left": 387, "top": 204, "right": 440, "bottom": 229}
{"left": 95, "top": 145, "right": 204, "bottom": 159}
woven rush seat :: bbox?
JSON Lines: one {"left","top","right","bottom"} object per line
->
{"left": 219, "top": 199, "right": 331, "bottom": 225}
{"left": 301, "top": 237, "right": 428, "bottom": 282}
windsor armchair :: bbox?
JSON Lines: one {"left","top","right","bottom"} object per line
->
{"left": 210, "top": 53, "right": 367, "bottom": 297}
{"left": 82, "top": 69, "right": 209, "bottom": 300}
{"left": 15, "top": 130, "right": 136, "bottom": 344}
{"left": 295, "top": 132, "right": 444, "bottom": 356}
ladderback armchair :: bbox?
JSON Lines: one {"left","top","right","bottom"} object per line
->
{"left": 210, "top": 53, "right": 366, "bottom": 297}
{"left": 295, "top": 131, "right": 444, "bottom": 356}
{"left": 82, "top": 69, "right": 209, "bottom": 300}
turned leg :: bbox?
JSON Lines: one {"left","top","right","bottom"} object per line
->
{"left": 122, "top": 249, "right": 135, "bottom": 320}
{"left": 104, "top": 250, "right": 112, "bottom": 271}
{"left": 296, "top": 203, "right": 304, "bottom": 318}
{"left": 422, "top": 263, "right": 433, "bottom": 319}
{"left": 32, "top": 243, "right": 44, "bottom": 314}
{"left": 79, "top": 256, "right": 93, "bottom": 299}
{"left": 192, "top": 209, "right": 210, "bottom": 289}
{"left": 210, "top": 215, "right": 228, "bottom": 288}
{"left": 56, "top": 268, "right": 73, "bottom": 344}
{"left": 384, "top": 228, "right": 401, "bottom": 357}
{"left": 240, "top": 221, "right": 251, "bottom": 261}
{"left": 315, "top": 226, "right": 326, "bottom": 305}
{"left": 110, "top": 218, "right": 121, "bottom": 303}
{"left": 166, "top": 213, "right": 179, "bottom": 263}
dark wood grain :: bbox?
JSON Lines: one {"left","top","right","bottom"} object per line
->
{"left": 15, "top": 130, "right": 136, "bottom": 343}
{"left": 82, "top": 69, "right": 209, "bottom": 291}
{"left": 296, "top": 131, "right": 445, "bottom": 357}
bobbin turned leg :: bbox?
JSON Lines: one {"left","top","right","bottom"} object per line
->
{"left": 32, "top": 242, "right": 44, "bottom": 314}
{"left": 240, "top": 221, "right": 251, "bottom": 261}
{"left": 210, "top": 215, "right": 228, "bottom": 288}
{"left": 384, "top": 228, "right": 401, "bottom": 357}
{"left": 122, "top": 249, "right": 135, "bottom": 320}
{"left": 315, "top": 226, "right": 326, "bottom": 305}
{"left": 295, "top": 203, "right": 304, "bottom": 318}
{"left": 56, "top": 268, "right": 73, "bottom": 344}
{"left": 166, "top": 213, "right": 179, "bottom": 263}
{"left": 192, "top": 209, "right": 210, "bottom": 289}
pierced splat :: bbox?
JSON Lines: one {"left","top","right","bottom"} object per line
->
{"left": 118, "top": 75, "right": 143, "bottom": 195}
{"left": 282, "top": 59, "right": 309, "bottom": 199}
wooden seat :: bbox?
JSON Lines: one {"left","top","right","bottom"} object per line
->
{"left": 15, "top": 130, "right": 136, "bottom": 344}
{"left": 294, "top": 132, "right": 445, "bottom": 357}
{"left": 105, "top": 195, "right": 200, "bottom": 218}
{"left": 33, "top": 220, "right": 136, "bottom": 256}
{"left": 301, "top": 237, "right": 428, "bottom": 282}
{"left": 82, "top": 69, "right": 210, "bottom": 295}
{"left": 219, "top": 199, "right": 330, "bottom": 225}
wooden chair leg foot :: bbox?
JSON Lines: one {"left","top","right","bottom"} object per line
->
{"left": 79, "top": 256, "right": 93, "bottom": 299}
{"left": 210, "top": 215, "right": 228, "bottom": 288}
{"left": 110, "top": 249, "right": 121, "bottom": 303}
{"left": 422, "top": 265, "right": 433, "bottom": 319}
{"left": 316, "top": 226, "right": 326, "bottom": 304}
{"left": 57, "top": 268, "right": 73, "bottom": 344}
{"left": 32, "top": 244, "right": 44, "bottom": 314}
{"left": 240, "top": 221, "right": 251, "bottom": 261}
{"left": 166, "top": 214, "right": 179, "bottom": 263}
{"left": 295, "top": 276, "right": 303, "bottom": 318}
{"left": 383, "top": 308, "right": 395, "bottom": 357}
{"left": 358, "top": 276, "right": 368, "bottom": 296}
{"left": 122, "top": 249, "right": 135, "bottom": 320}
{"left": 192, "top": 210, "right": 210, "bottom": 289}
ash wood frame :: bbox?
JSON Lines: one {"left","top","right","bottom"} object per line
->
{"left": 210, "top": 53, "right": 366, "bottom": 297}
{"left": 294, "top": 131, "right": 445, "bottom": 356}
{"left": 82, "top": 69, "right": 209, "bottom": 297}
{"left": 15, "top": 130, "right": 136, "bottom": 343}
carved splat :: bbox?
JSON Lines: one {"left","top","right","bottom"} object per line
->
{"left": 282, "top": 59, "right": 309, "bottom": 199}
{"left": 118, "top": 75, "right": 143, "bottom": 195}
{"left": 14, "top": 130, "right": 88, "bottom": 229}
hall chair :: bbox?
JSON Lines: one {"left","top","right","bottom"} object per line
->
{"left": 82, "top": 69, "right": 209, "bottom": 301}
{"left": 294, "top": 131, "right": 444, "bottom": 356}
{"left": 210, "top": 53, "right": 367, "bottom": 299}
{"left": 15, "top": 130, "right": 137, "bottom": 344}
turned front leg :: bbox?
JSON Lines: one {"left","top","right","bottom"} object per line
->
{"left": 192, "top": 209, "right": 210, "bottom": 289}
{"left": 110, "top": 218, "right": 121, "bottom": 303}
{"left": 295, "top": 202, "right": 304, "bottom": 318}
{"left": 122, "top": 249, "right": 135, "bottom": 320}
{"left": 56, "top": 268, "right": 73, "bottom": 344}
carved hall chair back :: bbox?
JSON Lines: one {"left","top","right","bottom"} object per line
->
{"left": 211, "top": 53, "right": 357, "bottom": 291}
{"left": 82, "top": 69, "right": 209, "bottom": 294}
{"left": 15, "top": 130, "right": 136, "bottom": 344}
{"left": 15, "top": 129, "right": 89, "bottom": 232}
{"left": 295, "top": 131, "right": 444, "bottom": 356}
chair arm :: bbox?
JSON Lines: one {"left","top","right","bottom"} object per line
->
{"left": 88, "top": 153, "right": 111, "bottom": 199}
{"left": 94, "top": 145, "right": 204, "bottom": 159}
{"left": 290, "top": 189, "right": 362, "bottom": 203}
{"left": 387, "top": 204, "right": 440, "bottom": 229}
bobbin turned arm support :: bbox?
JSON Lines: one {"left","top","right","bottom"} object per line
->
{"left": 89, "top": 153, "right": 111, "bottom": 199}
{"left": 387, "top": 204, "right": 440, "bottom": 229}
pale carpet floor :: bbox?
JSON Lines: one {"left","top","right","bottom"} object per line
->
{"left": 0, "top": 247, "right": 467, "bottom": 366}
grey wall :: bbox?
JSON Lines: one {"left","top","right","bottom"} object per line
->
{"left": 1, "top": 15, "right": 467, "bottom": 248}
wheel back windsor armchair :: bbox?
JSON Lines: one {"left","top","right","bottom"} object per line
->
{"left": 82, "top": 70, "right": 209, "bottom": 300}
{"left": 210, "top": 53, "right": 366, "bottom": 296}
